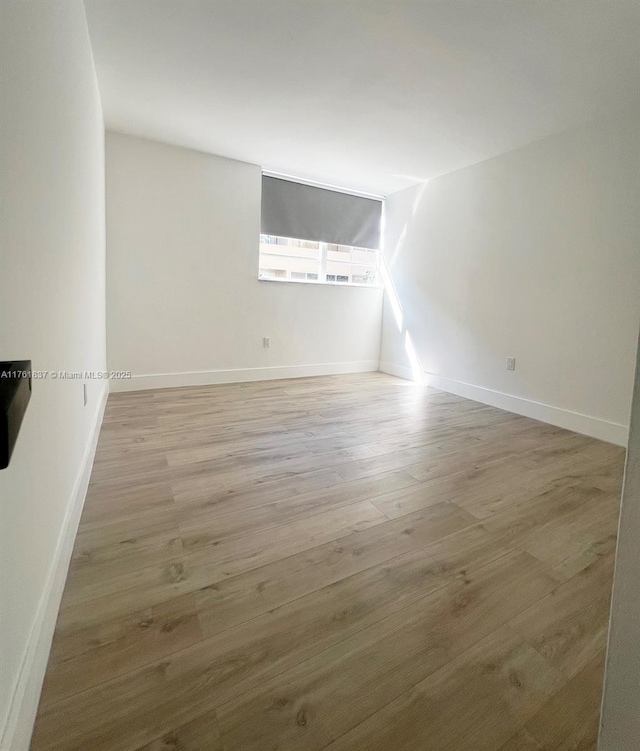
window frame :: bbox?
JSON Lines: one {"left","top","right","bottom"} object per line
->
{"left": 258, "top": 235, "right": 381, "bottom": 289}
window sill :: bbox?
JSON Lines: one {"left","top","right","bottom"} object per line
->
{"left": 257, "top": 276, "right": 381, "bottom": 290}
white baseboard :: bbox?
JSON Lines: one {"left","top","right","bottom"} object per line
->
{"left": 379, "top": 361, "right": 628, "bottom": 446}
{"left": 379, "top": 361, "right": 415, "bottom": 382}
{"left": 0, "top": 384, "right": 109, "bottom": 751}
{"left": 109, "top": 360, "right": 381, "bottom": 392}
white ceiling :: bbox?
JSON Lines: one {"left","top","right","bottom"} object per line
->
{"left": 85, "top": 0, "right": 640, "bottom": 195}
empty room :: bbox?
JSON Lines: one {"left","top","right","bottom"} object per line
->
{"left": 2, "top": 1, "right": 640, "bottom": 750}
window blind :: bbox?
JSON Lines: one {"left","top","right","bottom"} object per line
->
{"left": 261, "top": 176, "right": 382, "bottom": 250}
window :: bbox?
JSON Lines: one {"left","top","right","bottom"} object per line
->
{"left": 259, "top": 174, "right": 382, "bottom": 287}
{"left": 259, "top": 235, "right": 379, "bottom": 286}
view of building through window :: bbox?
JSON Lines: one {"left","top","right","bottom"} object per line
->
{"left": 259, "top": 235, "right": 379, "bottom": 286}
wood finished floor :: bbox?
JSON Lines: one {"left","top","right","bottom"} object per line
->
{"left": 31, "top": 373, "right": 625, "bottom": 751}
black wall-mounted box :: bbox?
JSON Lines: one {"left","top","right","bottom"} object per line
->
{"left": 1, "top": 361, "right": 32, "bottom": 470}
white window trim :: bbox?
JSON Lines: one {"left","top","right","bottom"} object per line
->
{"left": 259, "top": 276, "right": 379, "bottom": 289}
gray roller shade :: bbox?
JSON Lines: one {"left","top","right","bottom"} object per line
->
{"left": 261, "top": 176, "right": 382, "bottom": 250}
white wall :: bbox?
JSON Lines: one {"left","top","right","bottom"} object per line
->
{"left": 599, "top": 330, "right": 640, "bottom": 750}
{"left": 380, "top": 112, "right": 640, "bottom": 445}
{"left": 106, "top": 132, "right": 383, "bottom": 390}
{"left": 0, "top": 2, "right": 106, "bottom": 748}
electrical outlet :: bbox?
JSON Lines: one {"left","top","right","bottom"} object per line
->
{"left": 506, "top": 357, "right": 516, "bottom": 371}
{"left": 263, "top": 337, "right": 271, "bottom": 349}
{"left": 83, "top": 383, "right": 88, "bottom": 406}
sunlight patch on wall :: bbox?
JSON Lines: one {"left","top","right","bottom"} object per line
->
{"left": 380, "top": 255, "right": 403, "bottom": 332}
{"left": 404, "top": 330, "right": 424, "bottom": 384}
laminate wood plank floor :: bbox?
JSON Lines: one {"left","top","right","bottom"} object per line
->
{"left": 31, "top": 373, "right": 625, "bottom": 751}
